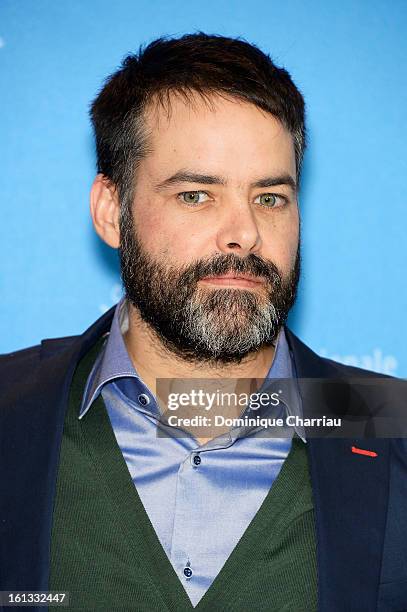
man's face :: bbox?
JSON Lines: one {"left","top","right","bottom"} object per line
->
{"left": 119, "top": 93, "right": 300, "bottom": 364}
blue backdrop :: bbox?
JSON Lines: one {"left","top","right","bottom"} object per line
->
{"left": 1, "top": 0, "right": 406, "bottom": 376}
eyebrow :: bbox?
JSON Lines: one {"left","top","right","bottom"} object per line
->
{"left": 153, "top": 171, "right": 297, "bottom": 193}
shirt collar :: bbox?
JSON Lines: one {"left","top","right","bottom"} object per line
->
{"left": 79, "top": 296, "right": 137, "bottom": 419}
{"left": 79, "top": 297, "right": 305, "bottom": 441}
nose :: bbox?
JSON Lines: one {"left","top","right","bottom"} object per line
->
{"left": 215, "top": 198, "right": 262, "bottom": 256}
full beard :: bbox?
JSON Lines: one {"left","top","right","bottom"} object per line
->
{"left": 119, "top": 212, "right": 300, "bottom": 365}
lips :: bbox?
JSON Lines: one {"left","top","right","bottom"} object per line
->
{"left": 199, "top": 272, "right": 265, "bottom": 287}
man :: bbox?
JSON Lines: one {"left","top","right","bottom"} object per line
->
{"left": 1, "top": 33, "right": 406, "bottom": 612}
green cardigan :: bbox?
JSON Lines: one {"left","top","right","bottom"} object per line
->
{"left": 49, "top": 338, "right": 318, "bottom": 611}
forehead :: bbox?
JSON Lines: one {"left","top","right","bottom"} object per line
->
{"left": 141, "top": 92, "right": 296, "bottom": 180}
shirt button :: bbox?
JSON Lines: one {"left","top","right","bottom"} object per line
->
{"left": 138, "top": 393, "right": 150, "bottom": 406}
{"left": 183, "top": 567, "right": 193, "bottom": 578}
{"left": 193, "top": 454, "right": 201, "bottom": 466}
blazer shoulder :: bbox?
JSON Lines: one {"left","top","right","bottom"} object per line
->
{"left": 0, "top": 335, "right": 79, "bottom": 384}
{"left": 322, "top": 356, "right": 396, "bottom": 380}
{"left": 285, "top": 327, "right": 399, "bottom": 381}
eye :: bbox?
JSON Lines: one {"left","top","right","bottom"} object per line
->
{"left": 178, "top": 191, "right": 210, "bottom": 205}
{"left": 254, "top": 193, "right": 287, "bottom": 208}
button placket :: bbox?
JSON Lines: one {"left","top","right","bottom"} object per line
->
{"left": 170, "top": 453, "right": 203, "bottom": 592}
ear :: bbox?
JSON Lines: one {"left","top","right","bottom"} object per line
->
{"left": 90, "top": 174, "right": 121, "bottom": 248}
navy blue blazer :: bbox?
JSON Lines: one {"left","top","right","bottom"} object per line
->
{"left": 1, "top": 306, "right": 406, "bottom": 611}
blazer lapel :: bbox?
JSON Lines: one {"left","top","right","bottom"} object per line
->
{"left": 285, "top": 328, "right": 390, "bottom": 611}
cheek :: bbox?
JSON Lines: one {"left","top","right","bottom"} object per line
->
{"left": 133, "top": 199, "right": 213, "bottom": 264}
{"left": 267, "top": 241, "right": 297, "bottom": 274}
{"left": 160, "top": 227, "right": 214, "bottom": 265}
{"left": 132, "top": 197, "right": 167, "bottom": 253}
{"left": 262, "top": 211, "right": 299, "bottom": 263}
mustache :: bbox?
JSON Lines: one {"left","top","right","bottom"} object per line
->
{"left": 178, "top": 253, "right": 282, "bottom": 286}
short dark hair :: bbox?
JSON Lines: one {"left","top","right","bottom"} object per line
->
{"left": 90, "top": 33, "right": 306, "bottom": 212}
